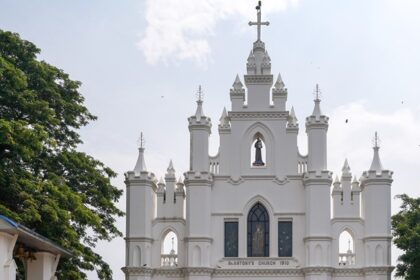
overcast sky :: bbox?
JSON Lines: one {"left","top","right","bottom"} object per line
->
{"left": 1, "top": 0, "right": 420, "bottom": 279}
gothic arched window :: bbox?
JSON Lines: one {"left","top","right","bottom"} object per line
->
{"left": 247, "top": 202, "right": 269, "bottom": 257}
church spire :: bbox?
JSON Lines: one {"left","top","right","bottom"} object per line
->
{"left": 369, "top": 131, "right": 383, "bottom": 173}
{"left": 133, "top": 132, "right": 147, "bottom": 174}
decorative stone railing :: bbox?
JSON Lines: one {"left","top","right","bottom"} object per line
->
{"left": 161, "top": 254, "right": 178, "bottom": 267}
{"left": 209, "top": 154, "right": 220, "bottom": 174}
{"left": 338, "top": 253, "right": 355, "bottom": 266}
{"left": 297, "top": 155, "right": 308, "bottom": 174}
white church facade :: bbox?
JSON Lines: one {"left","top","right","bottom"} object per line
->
{"left": 123, "top": 3, "right": 393, "bottom": 280}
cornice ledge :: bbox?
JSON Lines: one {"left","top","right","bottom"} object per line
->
{"left": 183, "top": 267, "right": 214, "bottom": 275}
{"left": 303, "top": 236, "right": 333, "bottom": 241}
{"left": 214, "top": 268, "right": 303, "bottom": 276}
{"left": 153, "top": 267, "right": 184, "bottom": 276}
{"left": 228, "top": 111, "right": 288, "bottom": 120}
{"left": 332, "top": 267, "right": 364, "bottom": 276}
{"left": 184, "top": 236, "right": 213, "bottom": 243}
{"left": 121, "top": 266, "right": 153, "bottom": 275}
{"left": 124, "top": 237, "right": 154, "bottom": 243}
{"left": 363, "top": 235, "right": 393, "bottom": 241}
{"left": 302, "top": 266, "right": 334, "bottom": 273}
{"left": 331, "top": 217, "right": 364, "bottom": 224}
{"left": 362, "top": 266, "right": 394, "bottom": 274}
{"left": 244, "top": 74, "right": 274, "bottom": 85}
{"left": 152, "top": 217, "right": 186, "bottom": 226}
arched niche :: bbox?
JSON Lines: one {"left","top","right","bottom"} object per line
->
{"left": 338, "top": 229, "right": 355, "bottom": 266}
{"left": 241, "top": 122, "right": 275, "bottom": 170}
{"left": 375, "top": 244, "right": 384, "bottom": 265}
{"left": 192, "top": 245, "right": 201, "bottom": 266}
{"left": 132, "top": 246, "right": 141, "bottom": 267}
{"left": 161, "top": 230, "right": 178, "bottom": 267}
{"left": 250, "top": 132, "right": 266, "bottom": 167}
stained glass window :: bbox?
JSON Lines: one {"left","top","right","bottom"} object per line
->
{"left": 278, "top": 221, "right": 292, "bottom": 257}
{"left": 224, "top": 222, "right": 238, "bottom": 257}
{"left": 247, "top": 202, "right": 269, "bottom": 257}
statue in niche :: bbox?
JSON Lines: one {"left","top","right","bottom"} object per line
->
{"left": 253, "top": 137, "right": 265, "bottom": 166}
{"left": 252, "top": 223, "right": 264, "bottom": 256}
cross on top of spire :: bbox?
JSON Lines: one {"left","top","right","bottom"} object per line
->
{"left": 196, "top": 85, "right": 204, "bottom": 102}
{"left": 373, "top": 131, "right": 381, "bottom": 148}
{"left": 314, "top": 84, "right": 322, "bottom": 100}
{"left": 137, "top": 132, "right": 145, "bottom": 148}
{"left": 249, "top": 1, "right": 270, "bottom": 41}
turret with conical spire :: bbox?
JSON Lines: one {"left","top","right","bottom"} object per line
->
{"left": 360, "top": 132, "right": 393, "bottom": 266}
{"left": 188, "top": 86, "right": 212, "bottom": 172}
{"left": 124, "top": 133, "right": 157, "bottom": 267}
{"left": 306, "top": 84, "right": 329, "bottom": 172}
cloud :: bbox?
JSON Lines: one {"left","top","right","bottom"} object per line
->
{"left": 137, "top": 0, "right": 299, "bottom": 66}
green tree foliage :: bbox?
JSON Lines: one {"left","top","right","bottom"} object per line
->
{"left": 391, "top": 194, "right": 420, "bottom": 280}
{"left": 0, "top": 30, "right": 123, "bottom": 279}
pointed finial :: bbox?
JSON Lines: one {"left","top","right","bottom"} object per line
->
{"left": 352, "top": 175, "right": 358, "bottom": 183}
{"left": 134, "top": 134, "right": 147, "bottom": 174}
{"left": 167, "top": 159, "right": 175, "bottom": 174}
{"left": 288, "top": 106, "right": 298, "bottom": 127}
{"left": 194, "top": 85, "right": 204, "bottom": 121}
{"left": 369, "top": 131, "right": 383, "bottom": 172}
{"left": 314, "top": 84, "right": 322, "bottom": 101}
{"left": 177, "top": 176, "right": 183, "bottom": 185}
{"left": 334, "top": 175, "right": 340, "bottom": 184}
{"left": 311, "top": 84, "right": 323, "bottom": 118}
{"left": 373, "top": 131, "right": 381, "bottom": 148}
{"left": 137, "top": 132, "right": 145, "bottom": 149}
{"left": 275, "top": 73, "right": 285, "bottom": 89}
{"left": 233, "top": 74, "right": 244, "bottom": 90}
{"left": 158, "top": 177, "right": 165, "bottom": 185}
{"left": 196, "top": 85, "right": 204, "bottom": 102}
{"left": 342, "top": 159, "right": 351, "bottom": 176}
{"left": 219, "top": 107, "right": 229, "bottom": 127}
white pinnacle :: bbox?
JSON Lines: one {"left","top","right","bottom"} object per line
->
{"left": 312, "top": 84, "right": 323, "bottom": 119}
{"left": 275, "top": 73, "right": 285, "bottom": 89}
{"left": 233, "top": 74, "right": 243, "bottom": 89}
{"left": 219, "top": 107, "right": 229, "bottom": 126}
{"left": 133, "top": 144, "right": 147, "bottom": 175}
{"left": 288, "top": 107, "right": 298, "bottom": 126}
{"left": 369, "top": 132, "right": 383, "bottom": 173}
{"left": 342, "top": 159, "right": 351, "bottom": 175}
{"left": 194, "top": 85, "right": 204, "bottom": 121}
{"left": 167, "top": 160, "right": 175, "bottom": 175}
{"left": 334, "top": 175, "right": 340, "bottom": 184}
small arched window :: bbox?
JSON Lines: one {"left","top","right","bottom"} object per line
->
{"left": 338, "top": 230, "right": 355, "bottom": 266}
{"left": 247, "top": 202, "right": 269, "bottom": 257}
{"left": 251, "top": 133, "right": 266, "bottom": 167}
{"left": 161, "top": 231, "right": 178, "bottom": 266}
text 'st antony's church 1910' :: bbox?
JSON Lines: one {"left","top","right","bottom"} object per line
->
{"left": 122, "top": 3, "right": 393, "bottom": 280}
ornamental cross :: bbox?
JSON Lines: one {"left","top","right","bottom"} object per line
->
{"left": 137, "top": 132, "right": 145, "bottom": 148}
{"left": 248, "top": 1, "right": 270, "bottom": 41}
